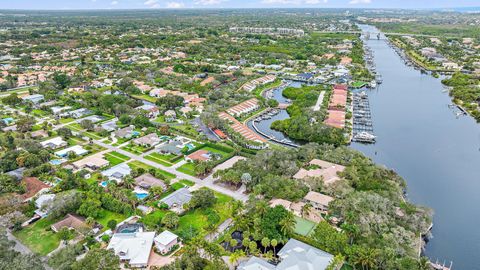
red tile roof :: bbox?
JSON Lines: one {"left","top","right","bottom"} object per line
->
{"left": 21, "top": 177, "right": 49, "bottom": 201}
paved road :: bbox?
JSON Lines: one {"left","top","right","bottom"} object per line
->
{"left": 93, "top": 139, "right": 248, "bottom": 202}
{"left": 313, "top": 91, "right": 325, "bottom": 112}
{"left": 6, "top": 229, "right": 32, "bottom": 255}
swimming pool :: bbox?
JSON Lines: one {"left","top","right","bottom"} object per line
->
{"left": 135, "top": 192, "right": 148, "bottom": 200}
{"left": 185, "top": 143, "right": 195, "bottom": 150}
{"left": 49, "top": 159, "right": 64, "bottom": 165}
{"left": 100, "top": 181, "right": 108, "bottom": 187}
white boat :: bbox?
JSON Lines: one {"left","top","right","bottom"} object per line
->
{"left": 353, "top": 132, "right": 376, "bottom": 143}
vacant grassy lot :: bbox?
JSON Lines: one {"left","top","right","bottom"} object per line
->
{"left": 104, "top": 151, "right": 130, "bottom": 166}
{"left": 145, "top": 152, "right": 183, "bottom": 167}
{"left": 95, "top": 210, "right": 128, "bottom": 230}
{"left": 177, "top": 162, "right": 196, "bottom": 176}
{"left": 128, "top": 160, "right": 176, "bottom": 180}
{"left": 14, "top": 218, "right": 61, "bottom": 255}
{"left": 121, "top": 143, "right": 151, "bottom": 155}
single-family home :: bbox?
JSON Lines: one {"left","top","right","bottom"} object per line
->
{"left": 164, "top": 110, "right": 176, "bottom": 122}
{"left": 136, "top": 104, "right": 160, "bottom": 119}
{"left": 21, "top": 177, "right": 50, "bottom": 202}
{"left": 185, "top": 149, "right": 211, "bottom": 162}
{"left": 54, "top": 145, "right": 88, "bottom": 158}
{"left": 114, "top": 126, "right": 135, "bottom": 139}
{"left": 159, "top": 188, "right": 192, "bottom": 213}
{"left": 134, "top": 173, "right": 167, "bottom": 191}
{"left": 157, "top": 141, "right": 183, "bottom": 156}
{"left": 107, "top": 231, "right": 155, "bottom": 268}
{"left": 303, "top": 191, "right": 334, "bottom": 212}
{"left": 154, "top": 230, "right": 179, "bottom": 254}
{"left": 34, "top": 194, "right": 55, "bottom": 217}
{"left": 133, "top": 133, "right": 161, "bottom": 147}
{"left": 238, "top": 238, "right": 333, "bottom": 270}
{"left": 30, "top": 130, "right": 48, "bottom": 139}
{"left": 102, "top": 163, "right": 132, "bottom": 183}
{"left": 293, "top": 159, "right": 345, "bottom": 185}
{"left": 21, "top": 94, "right": 44, "bottom": 104}
{"left": 72, "top": 152, "right": 110, "bottom": 170}
{"left": 51, "top": 213, "right": 89, "bottom": 232}
{"left": 40, "top": 137, "right": 67, "bottom": 149}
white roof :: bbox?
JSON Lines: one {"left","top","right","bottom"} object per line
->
{"left": 35, "top": 194, "right": 55, "bottom": 208}
{"left": 55, "top": 145, "right": 88, "bottom": 157}
{"left": 40, "top": 137, "right": 66, "bottom": 148}
{"left": 154, "top": 230, "right": 178, "bottom": 246}
{"left": 101, "top": 163, "right": 132, "bottom": 179}
{"left": 107, "top": 231, "right": 155, "bottom": 266}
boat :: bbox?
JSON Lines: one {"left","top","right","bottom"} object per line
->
{"left": 369, "top": 80, "right": 377, "bottom": 88}
{"left": 353, "top": 132, "right": 376, "bottom": 143}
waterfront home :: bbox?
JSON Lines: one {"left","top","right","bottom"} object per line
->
{"left": 218, "top": 112, "right": 266, "bottom": 143}
{"left": 20, "top": 177, "right": 50, "bottom": 202}
{"left": 40, "top": 136, "right": 67, "bottom": 149}
{"left": 107, "top": 231, "right": 155, "bottom": 268}
{"left": 293, "top": 159, "right": 345, "bottom": 185}
{"left": 226, "top": 98, "right": 260, "bottom": 117}
{"left": 303, "top": 191, "right": 334, "bottom": 212}
{"left": 154, "top": 230, "right": 179, "bottom": 255}
{"left": 159, "top": 188, "right": 192, "bottom": 213}
{"left": 133, "top": 133, "right": 161, "bottom": 147}
{"left": 101, "top": 163, "right": 132, "bottom": 183}
{"left": 238, "top": 238, "right": 333, "bottom": 270}
{"left": 134, "top": 173, "right": 167, "bottom": 191}
{"left": 54, "top": 145, "right": 88, "bottom": 158}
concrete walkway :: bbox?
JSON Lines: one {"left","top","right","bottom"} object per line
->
{"left": 313, "top": 91, "right": 326, "bottom": 112}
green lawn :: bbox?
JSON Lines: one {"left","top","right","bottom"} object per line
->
{"left": 104, "top": 151, "right": 130, "bottom": 166}
{"left": 59, "top": 118, "right": 75, "bottom": 124}
{"left": 177, "top": 162, "right": 196, "bottom": 176}
{"left": 145, "top": 152, "right": 182, "bottom": 167}
{"left": 128, "top": 161, "right": 176, "bottom": 180}
{"left": 294, "top": 216, "right": 317, "bottom": 236}
{"left": 96, "top": 210, "right": 128, "bottom": 230}
{"left": 121, "top": 143, "right": 151, "bottom": 155}
{"left": 140, "top": 210, "right": 167, "bottom": 229}
{"left": 14, "top": 218, "right": 61, "bottom": 255}
{"left": 131, "top": 94, "right": 157, "bottom": 103}
{"left": 202, "top": 146, "right": 231, "bottom": 157}
{"left": 179, "top": 179, "right": 195, "bottom": 187}
{"left": 112, "top": 137, "right": 131, "bottom": 146}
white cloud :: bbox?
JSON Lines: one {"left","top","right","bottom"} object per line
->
{"left": 111, "top": 0, "right": 118, "bottom": 5}
{"left": 194, "top": 0, "right": 227, "bottom": 5}
{"left": 166, "top": 1, "right": 185, "bottom": 8}
{"left": 261, "top": 0, "right": 327, "bottom": 4}
{"left": 144, "top": 0, "right": 160, "bottom": 8}
{"left": 349, "top": 0, "right": 371, "bottom": 4}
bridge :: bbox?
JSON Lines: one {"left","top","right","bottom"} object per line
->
{"left": 314, "top": 30, "right": 455, "bottom": 39}
{"left": 277, "top": 103, "right": 290, "bottom": 109}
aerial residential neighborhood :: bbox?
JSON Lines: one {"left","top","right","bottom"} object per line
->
{"left": 0, "top": 2, "right": 478, "bottom": 270}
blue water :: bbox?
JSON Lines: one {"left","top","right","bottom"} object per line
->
{"left": 135, "top": 192, "right": 148, "bottom": 200}
{"left": 100, "top": 181, "right": 108, "bottom": 187}
{"left": 185, "top": 143, "right": 195, "bottom": 150}
{"left": 49, "top": 159, "right": 63, "bottom": 165}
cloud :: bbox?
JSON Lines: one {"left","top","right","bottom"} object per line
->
{"left": 110, "top": 0, "right": 118, "bottom": 5}
{"left": 194, "top": 0, "right": 227, "bottom": 5}
{"left": 261, "top": 0, "right": 327, "bottom": 4}
{"left": 144, "top": 0, "right": 160, "bottom": 8}
{"left": 349, "top": 0, "right": 371, "bottom": 4}
{"left": 166, "top": 1, "right": 185, "bottom": 8}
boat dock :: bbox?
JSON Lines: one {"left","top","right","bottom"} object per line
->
{"left": 251, "top": 119, "right": 299, "bottom": 148}
{"left": 352, "top": 91, "right": 376, "bottom": 143}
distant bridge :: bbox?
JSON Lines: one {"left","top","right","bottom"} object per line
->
{"left": 314, "top": 30, "right": 454, "bottom": 39}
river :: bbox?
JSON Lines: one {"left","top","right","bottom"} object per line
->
{"left": 253, "top": 24, "right": 480, "bottom": 269}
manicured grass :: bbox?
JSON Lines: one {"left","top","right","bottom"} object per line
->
{"left": 14, "top": 218, "right": 61, "bottom": 255}
{"left": 67, "top": 137, "right": 85, "bottom": 145}
{"left": 145, "top": 152, "right": 182, "bottom": 167}
{"left": 179, "top": 179, "right": 195, "bottom": 187}
{"left": 140, "top": 210, "right": 167, "bottom": 229}
{"left": 121, "top": 143, "right": 151, "bottom": 155}
{"left": 96, "top": 210, "right": 128, "bottom": 230}
{"left": 145, "top": 155, "right": 172, "bottom": 167}
{"left": 202, "top": 146, "right": 230, "bottom": 157}
{"left": 112, "top": 137, "right": 131, "bottom": 146}
{"left": 131, "top": 94, "right": 157, "bottom": 103}
{"left": 128, "top": 160, "right": 176, "bottom": 180}
{"left": 294, "top": 216, "right": 317, "bottom": 236}
{"left": 177, "top": 162, "right": 196, "bottom": 176}
{"left": 59, "top": 118, "right": 75, "bottom": 124}
{"left": 104, "top": 155, "right": 126, "bottom": 166}
{"left": 171, "top": 182, "right": 187, "bottom": 190}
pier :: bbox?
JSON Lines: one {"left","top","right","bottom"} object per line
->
{"left": 352, "top": 91, "right": 376, "bottom": 143}
{"left": 251, "top": 119, "right": 299, "bottom": 148}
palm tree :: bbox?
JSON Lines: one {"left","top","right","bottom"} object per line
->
{"left": 279, "top": 212, "right": 296, "bottom": 237}
{"left": 229, "top": 239, "right": 238, "bottom": 250}
{"left": 301, "top": 203, "right": 312, "bottom": 218}
{"left": 270, "top": 239, "right": 278, "bottom": 256}
{"left": 229, "top": 250, "right": 245, "bottom": 267}
{"left": 123, "top": 175, "right": 135, "bottom": 189}
{"left": 261, "top": 237, "right": 270, "bottom": 253}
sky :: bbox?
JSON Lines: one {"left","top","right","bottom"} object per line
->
{"left": 0, "top": 0, "right": 478, "bottom": 10}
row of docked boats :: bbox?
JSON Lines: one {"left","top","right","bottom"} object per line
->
{"left": 253, "top": 108, "right": 280, "bottom": 122}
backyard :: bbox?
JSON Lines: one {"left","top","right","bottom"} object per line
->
{"left": 104, "top": 151, "right": 130, "bottom": 166}
{"left": 128, "top": 160, "right": 176, "bottom": 180}
{"left": 294, "top": 216, "right": 317, "bottom": 236}
{"left": 145, "top": 152, "right": 183, "bottom": 167}
{"left": 14, "top": 218, "right": 62, "bottom": 256}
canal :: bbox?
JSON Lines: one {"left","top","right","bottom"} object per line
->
{"left": 351, "top": 24, "right": 480, "bottom": 269}
{"left": 251, "top": 24, "right": 480, "bottom": 268}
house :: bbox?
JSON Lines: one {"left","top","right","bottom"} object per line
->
{"left": 185, "top": 149, "right": 211, "bottom": 162}
{"left": 100, "top": 120, "right": 118, "bottom": 132}
{"left": 21, "top": 94, "right": 44, "bottom": 104}
{"left": 164, "top": 110, "right": 177, "bottom": 122}
{"left": 442, "top": 62, "right": 459, "bottom": 70}
{"left": 54, "top": 145, "right": 88, "bottom": 158}
{"left": 226, "top": 98, "right": 260, "bottom": 117}
{"left": 154, "top": 230, "right": 179, "bottom": 254}
{"left": 107, "top": 231, "right": 155, "bottom": 268}
{"left": 40, "top": 136, "right": 67, "bottom": 149}
{"left": 35, "top": 194, "right": 55, "bottom": 217}
{"left": 158, "top": 140, "right": 183, "bottom": 155}
{"left": 51, "top": 213, "right": 88, "bottom": 232}
{"left": 66, "top": 108, "right": 92, "bottom": 119}
{"left": 114, "top": 126, "right": 135, "bottom": 139}
{"left": 303, "top": 191, "right": 334, "bottom": 212}
{"left": 21, "top": 177, "right": 50, "bottom": 202}
{"left": 6, "top": 167, "right": 25, "bottom": 180}
{"left": 72, "top": 152, "right": 110, "bottom": 170}
{"left": 238, "top": 238, "right": 333, "bottom": 270}
{"left": 102, "top": 163, "right": 132, "bottom": 183}
{"left": 159, "top": 188, "right": 192, "bottom": 213}
{"left": 30, "top": 130, "right": 48, "bottom": 139}
{"left": 180, "top": 106, "right": 193, "bottom": 116}
{"left": 136, "top": 104, "right": 160, "bottom": 119}
{"left": 293, "top": 159, "right": 345, "bottom": 185}
{"left": 133, "top": 133, "right": 161, "bottom": 147}
{"left": 134, "top": 173, "right": 167, "bottom": 191}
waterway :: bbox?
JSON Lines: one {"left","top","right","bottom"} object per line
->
{"left": 252, "top": 24, "right": 480, "bottom": 269}
{"left": 351, "top": 24, "right": 480, "bottom": 269}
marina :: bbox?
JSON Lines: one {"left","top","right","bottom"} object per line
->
{"left": 351, "top": 91, "right": 375, "bottom": 143}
